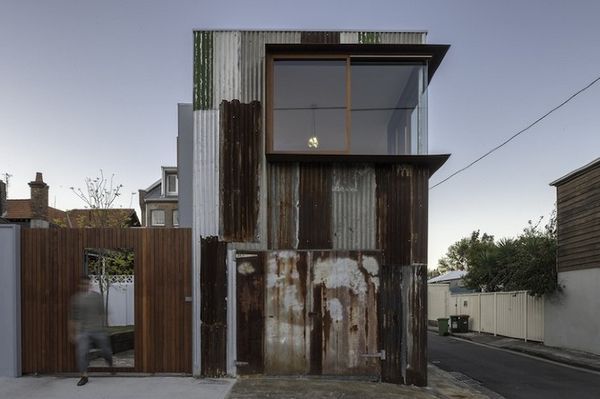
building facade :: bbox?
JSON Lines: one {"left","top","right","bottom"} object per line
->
{"left": 192, "top": 30, "right": 449, "bottom": 385}
{"left": 139, "top": 166, "right": 179, "bottom": 227}
{"left": 546, "top": 158, "right": 600, "bottom": 355}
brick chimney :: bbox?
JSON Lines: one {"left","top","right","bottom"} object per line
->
{"left": 0, "top": 180, "right": 6, "bottom": 218}
{"left": 29, "top": 172, "right": 49, "bottom": 228}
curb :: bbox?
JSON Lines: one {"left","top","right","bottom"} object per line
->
{"left": 437, "top": 331, "right": 600, "bottom": 374}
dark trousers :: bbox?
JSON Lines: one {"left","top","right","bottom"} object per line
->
{"left": 76, "top": 331, "right": 113, "bottom": 373}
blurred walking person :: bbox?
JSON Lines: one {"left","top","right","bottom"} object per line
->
{"left": 69, "top": 276, "right": 113, "bottom": 386}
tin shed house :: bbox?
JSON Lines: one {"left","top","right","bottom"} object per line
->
{"left": 191, "top": 30, "right": 449, "bottom": 386}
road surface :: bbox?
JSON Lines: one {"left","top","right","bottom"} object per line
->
{"left": 428, "top": 331, "right": 600, "bottom": 399}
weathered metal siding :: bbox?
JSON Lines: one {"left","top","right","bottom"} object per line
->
{"left": 376, "top": 165, "right": 429, "bottom": 265}
{"left": 340, "top": 31, "right": 427, "bottom": 44}
{"left": 298, "top": 164, "right": 333, "bottom": 249}
{"left": 200, "top": 237, "right": 228, "bottom": 377}
{"left": 379, "top": 264, "right": 402, "bottom": 383}
{"left": 301, "top": 31, "right": 341, "bottom": 44}
{"left": 256, "top": 250, "right": 380, "bottom": 376}
{"left": 401, "top": 264, "right": 427, "bottom": 386}
{"left": 314, "top": 251, "right": 380, "bottom": 376}
{"left": 264, "top": 251, "right": 310, "bottom": 374}
{"left": 193, "top": 110, "right": 220, "bottom": 236}
{"left": 213, "top": 32, "right": 241, "bottom": 109}
{"left": 240, "top": 31, "right": 301, "bottom": 103}
{"left": 236, "top": 252, "right": 265, "bottom": 374}
{"left": 332, "top": 165, "right": 377, "bottom": 250}
{"left": 193, "top": 31, "right": 213, "bottom": 110}
{"left": 220, "top": 100, "right": 261, "bottom": 242}
{"left": 268, "top": 163, "right": 299, "bottom": 249}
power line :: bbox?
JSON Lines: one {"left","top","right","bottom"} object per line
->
{"left": 430, "top": 75, "right": 600, "bottom": 190}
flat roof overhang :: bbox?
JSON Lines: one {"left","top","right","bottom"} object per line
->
{"left": 266, "top": 153, "right": 450, "bottom": 176}
{"left": 265, "top": 43, "right": 450, "bottom": 82}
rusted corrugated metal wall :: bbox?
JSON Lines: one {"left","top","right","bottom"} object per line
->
{"left": 236, "top": 252, "right": 265, "bottom": 374}
{"left": 267, "top": 163, "right": 299, "bottom": 249}
{"left": 220, "top": 100, "right": 261, "bottom": 242}
{"left": 298, "top": 164, "right": 333, "bottom": 249}
{"left": 200, "top": 237, "right": 228, "bottom": 377}
{"left": 376, "top": 164, "right": 430, "bottom": 385}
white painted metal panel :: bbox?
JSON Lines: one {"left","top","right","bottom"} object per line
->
{"left": 427, "top": 284, "right": 449, "bottom": 321}
{"left": 213, "top": 31, "right": 241, "bottom": 108}
{"left": 193, "top": 110, "right": 220, "bottom": 236}
{"left": 479, "top": 293, "right": 496, "bottom": 334}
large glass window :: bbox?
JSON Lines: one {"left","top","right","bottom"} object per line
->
{"left": 151, "top": 209, "right": 165, "bottom": 226}
{"left": 269, "top": 55, "right": 428, "bottom": 155}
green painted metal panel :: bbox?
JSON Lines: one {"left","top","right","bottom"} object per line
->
{"left": 194, "top": 31, "right": 213, "bottom": 110}
{"left": 358, "top": 32, "right": 381, "bottom": 44}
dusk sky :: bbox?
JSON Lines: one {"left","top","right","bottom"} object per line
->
{"left": 2, "top": 0, "right": 600, "bottom": 269}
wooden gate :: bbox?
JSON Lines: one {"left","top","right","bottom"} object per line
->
{"left": 20, "top": 228, "right": 192, "bottom": 374}
{"left": 236, "top": 250, "right": 380, "bottom": 377}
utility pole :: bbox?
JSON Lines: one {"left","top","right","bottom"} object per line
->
{"left": 3, "top": 173, "right": 12, "bottom": 192}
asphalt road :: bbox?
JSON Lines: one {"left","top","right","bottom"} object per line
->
{"left": 428, "top": 331, "right": 600, "bottom": 399}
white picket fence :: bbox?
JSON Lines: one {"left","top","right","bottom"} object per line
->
{"left": 428, "top": 284, "right": 544, "bottom": 342}
{"left": 90, "top": 275, "right": 135, "bottom": 327}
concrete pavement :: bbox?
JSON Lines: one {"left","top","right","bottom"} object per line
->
{"left": 0, "top": 376, "right": 235, "bottom": 399}
{"left": 0, "top": 365, "right": 492, "bottom": 399}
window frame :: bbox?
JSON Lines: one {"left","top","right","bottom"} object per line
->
{"left": 150, "top": 209, "right": 165, "bottom": 227}
{"left": 165, "top": 174, "right": 178, "bottom": 196}
{"left": 172, "top": 209, "right": 179, "bottom": 227}
{"left": 266, "top": 52, "right": 429, "bottom": 155}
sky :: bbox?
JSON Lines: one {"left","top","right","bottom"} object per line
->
{"left": 2, "top": 0, "right": 600, "bottom": 269}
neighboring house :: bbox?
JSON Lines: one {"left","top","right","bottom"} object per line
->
{"left": 4, "top": 173, "right": 68, "bottom": 228}
{"left": 546, "top": 158, "right": 600, "bottom": 355}
{"left": 64, "top": 208, "right": 140, "bottom": 227}
{"left": 139, "top": 166, "right": 179, "bottom": 227}
{"left": 191, "top": 30, "right": 449, "bottom": 385}
{"left": 428, "top": 270, "right": 471, "bottom": 293}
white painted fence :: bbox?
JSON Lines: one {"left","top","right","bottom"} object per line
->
{"left": 91, "top": 275, "right": 134, "bottom": 327}
{"left": 428, "top": 285, "right": 544, "bottom": 342}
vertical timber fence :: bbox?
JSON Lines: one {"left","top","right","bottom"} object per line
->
{"left": 428, "top": 286, "right": 544, "bottom": 342}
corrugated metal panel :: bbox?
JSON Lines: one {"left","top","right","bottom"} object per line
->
{"left": 213, "top": 31, "right": 241, "bottom": 109}
{"left": 298, "top": 164, "right": 332, "bottom": 249}
{"left": 379, "top": 263, "right": 402, "bottom": 383}
{"left": 527, "top": 295, "right": 544, "bottom": 341}
{"left": 240, "top": 31, "right": 301, "bottom": 103}
{"left": 220, "top": 100, "right": 261, "bottom": 242}
{"left": 340, "top": 31, "right": 359, "bottom": 44}
{"left": 480, "top": 294, "right": 496, "bottom": 334}
{"left": 268, "top": 163, "right": 299, "bottom": 249}
{"left": 301, "top": 31, "right": 341, "bottom": 44}
{"left": 427, "top": 284, "right": 449, "bottom": 321}
{"left": 376, "top": 165, "right": 429, "bottom": 265}
{"left": 193, "top": 31, "right": 213, "bottom": 110}
{"left": 332, "top": 165, "right": 376, "bottom": 250}
{"left": 401, "top": 264, "right": 428, "bottom": 386}
{"left": 379, "top": 31, "right": 426, "bottom": 44}
{"left": 236, "top": 252, "right": 266, "bottom": 374}
{"left": 497, "top": 292, "right": 525, "bottom": 339}
{"left": 193, "top": 110, "right": 219, "bottom": 236}
{"left": 200, "top": 237, "right": 227, "bottom": 377}
{"left": 264, "top": 251, "right": 310, "bottom": 374}
{"left": 315, "top": 251, "right": 380, "bottom": 376}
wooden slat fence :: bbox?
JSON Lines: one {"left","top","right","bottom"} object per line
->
{"left": 21, "top": 228, "right": 192, "bottom": 374}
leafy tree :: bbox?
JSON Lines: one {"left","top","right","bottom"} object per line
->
{"left": 437, "top": 230, "right": 495, "bottom": 273}
{"left": 462, "top": 213, "right": 558, "bottom": 296}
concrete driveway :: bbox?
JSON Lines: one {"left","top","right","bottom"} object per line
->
{"left": 0, "top": 376, "right": 235, "bottom": 399}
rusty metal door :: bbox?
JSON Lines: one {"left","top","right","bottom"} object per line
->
{"left": 250, "top": 250, "right": 381, "bottom": 377}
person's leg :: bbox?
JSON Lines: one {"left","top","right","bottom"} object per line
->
{"left": 76, "top": 333, "right": 90, "bottom": 385}
{"left": 91, "top": 331, "right": 113, "bottom": 366}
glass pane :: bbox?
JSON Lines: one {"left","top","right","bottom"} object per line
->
{"left": 351, "top": 62, "right": 427, "bottom": 155}
{"left": 173, "top": 210, "right": 179, "bottom": 226}
{"left": 151, "top": 210, "right": 165, "bottom": 226}
{"left": 167, "top": 175, "right": 177, "bottom": 193}
{"left": 273, "top": 60, "right": 346, "bottom": 152}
